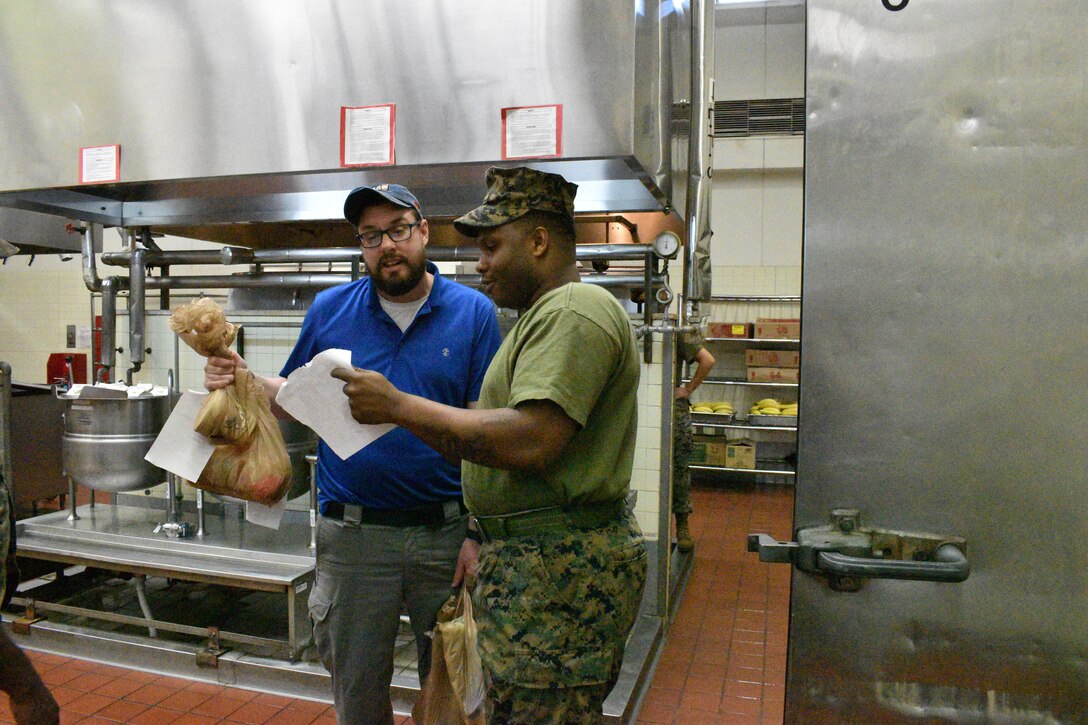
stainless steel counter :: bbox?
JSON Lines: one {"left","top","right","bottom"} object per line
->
{"left": 14, "top": 504, "right": 314, "bottom": 658}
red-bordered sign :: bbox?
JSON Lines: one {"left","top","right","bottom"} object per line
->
{"left": 501, "top": 104, "right": 562, "bottom": 160}
{"left": 340, "top": 104, "right": 396, "bottom": 167}
{"left": 79, "top": 144, "right": 121, "bottom": 184}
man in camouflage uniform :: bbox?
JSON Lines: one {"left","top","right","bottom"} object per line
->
{"left": 334, "top": 166, "right": 647, "bottom": 723}
{"left": 672, "top": 327, "right": 715, "bottom": 552}
{"left": 0, "top": 472, "right": 60, "bottom": 725}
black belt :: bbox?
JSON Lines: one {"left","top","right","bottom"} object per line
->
{"left": 323, "top": 499, "right": 468, "bottom": 528}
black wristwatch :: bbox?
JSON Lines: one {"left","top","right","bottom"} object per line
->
{"left": 465, "top": 527, "right": 483, "bottom": 544}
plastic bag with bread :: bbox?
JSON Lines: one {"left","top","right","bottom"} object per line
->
{"left": 169, "top": 298, "right": 292, "bottom": 505}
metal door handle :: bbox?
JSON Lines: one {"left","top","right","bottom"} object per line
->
{"left": 817, "top": 542, "right": 969, "bottom": 583}
{"left": 748, "top": 509, "right": 970, "bottom": 591}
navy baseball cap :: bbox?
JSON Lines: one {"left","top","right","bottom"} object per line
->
{"left": 343, "top": 183, "right": 422, "bottom": 226}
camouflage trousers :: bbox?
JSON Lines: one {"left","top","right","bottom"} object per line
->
{"left": 672, "top": 400, "right": 693, "bottom": 515}
{"left": 473, "top": 507, "right": 647, "bottom": 724}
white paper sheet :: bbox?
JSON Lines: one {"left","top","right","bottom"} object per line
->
{"left": 144, "top": 390, "right": 215, "bottom": 482}
{"left": 275, "top": 348, "right": 395, "bottom": 460}
{"left": 245, "top": 497, "right": 286, "bottom": 530}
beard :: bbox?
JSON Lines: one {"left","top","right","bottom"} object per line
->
{"left": 371, "top": 250, "right": 427, "bottom": 298}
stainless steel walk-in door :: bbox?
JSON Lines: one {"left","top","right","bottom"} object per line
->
{"left": 749, "top": 1, "right": 1088, "bottom": 721}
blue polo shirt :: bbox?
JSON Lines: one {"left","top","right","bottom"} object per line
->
{"left": 280, "top": 263, "right": 501, "bottom": 512}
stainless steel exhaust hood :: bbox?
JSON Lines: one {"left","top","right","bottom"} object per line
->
{"left": 0, "top": 1, "right": 702, "bottom": 244}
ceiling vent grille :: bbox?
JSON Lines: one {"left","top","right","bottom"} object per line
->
{"left": 713, "top": 98, "right": 805, "bottom": 137}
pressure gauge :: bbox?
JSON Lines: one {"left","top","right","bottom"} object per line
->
{"left": 652, "top": 231, "right": 680, "bottom": 260}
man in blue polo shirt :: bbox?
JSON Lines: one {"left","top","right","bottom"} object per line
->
{"left": 203, "top": 183, "right": 501, "bottom": 724}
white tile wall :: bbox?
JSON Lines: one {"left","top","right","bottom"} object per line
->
{"left": 632, "top": 336, "right": 666, "bottom": 540}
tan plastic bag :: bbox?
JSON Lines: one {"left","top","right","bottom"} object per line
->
{"left": 413, "top": 587, "right": 486, "bottom": 725}
{"left": 169, "top": 298, "right": 292, "bottom": 505}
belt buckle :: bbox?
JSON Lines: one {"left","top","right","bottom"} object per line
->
{"left": 472, "top": 514, "right": 503, "bottom": 542}
{"left": 342, "top": 504, "right": 363, "bottom": 526}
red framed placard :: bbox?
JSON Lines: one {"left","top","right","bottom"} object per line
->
{"left": 501, "top": 104, "right": 562, "bottom": 160}
{"left": 340, "top": 104, "right": 396, "bottom": 167}
{"left": 79, "top": 144, "right": 121, "bottom": 184}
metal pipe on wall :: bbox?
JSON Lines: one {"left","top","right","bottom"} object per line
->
{"left": 126, "top": 248, "right": 147, "bottom": 384}
{"left": 80, "top": 223, "right": 102, "bottom": 292}
{"left": 682, "top": 0, "right": 714, "bottom": 314}
{"left": 98, "top": 278, "right": 119, "bottom": 382}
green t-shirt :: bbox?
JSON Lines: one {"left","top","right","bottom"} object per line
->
{"left": 462, "top": 283, "right": 640, "bottom": 516}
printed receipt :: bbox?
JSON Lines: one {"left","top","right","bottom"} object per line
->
{"left": 275, "top": 349, "right": 395, "bottom": 459}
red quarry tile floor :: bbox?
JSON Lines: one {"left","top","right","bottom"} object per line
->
{"left": 2, "top": 482, "right": 792, "bottom": 724}
{"left": 636, "top": 482, "right": 794, "bottom": 725}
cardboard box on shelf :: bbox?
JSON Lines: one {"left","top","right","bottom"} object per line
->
{"left": 699, "top": 440, "right": 731, "bottom": 466}
{"left": 747, "top": 366, "right": 800, "bottom": 383}
{"left": 745, "top": 349, "right": 800, "bottom": 368}
{"left": 690, "top": 441, "right": 709, "bottom": 464}
{"left": 725, "top": 439, "right": 756, "bottom": 469}
{"left": 707, "top": 322, "right": 752, "bottom": 339}
{"left": 754, "top": 318, "right": 800, "bottom": 339}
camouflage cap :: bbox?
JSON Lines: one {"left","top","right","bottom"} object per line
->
{"left": 453, "top": 166, "right": 577, "bottom": 237}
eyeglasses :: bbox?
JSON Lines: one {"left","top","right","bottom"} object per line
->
{"left": 355, "top": 221, "right": 422, "bottom": 249}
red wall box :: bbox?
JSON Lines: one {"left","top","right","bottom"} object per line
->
{"left": 46, "top": 352, "right": 87, "bottom": 385}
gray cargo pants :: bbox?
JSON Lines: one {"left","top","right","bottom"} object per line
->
{"left": 309, "top": 512, "right": 467, "bottom": 725}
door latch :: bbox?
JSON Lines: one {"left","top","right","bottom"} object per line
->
{"left": 748, "top": 508, "right": 969, "bottom": 592}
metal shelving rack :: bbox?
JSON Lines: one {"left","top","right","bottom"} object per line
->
{"left": 687, "top": 295, "right": 801, "bottom": 481}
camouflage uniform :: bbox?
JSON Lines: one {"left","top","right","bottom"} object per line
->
{"left": 474, "top": 510, "right": 647, "bottom": 724}
{"left": 456, "top": 167, "right": 648, "bottom": 723}
{"left": 672, "top": 399, "right": 694, "bottom": 516}
{"left": 672, "top": 328, "right": 706, "bottom": 516}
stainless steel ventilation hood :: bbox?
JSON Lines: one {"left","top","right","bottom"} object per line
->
{"left": 0, "top": 1, "right": 705, "bottom": 247}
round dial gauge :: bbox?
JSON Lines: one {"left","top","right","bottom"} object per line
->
{"left": 652, "top": 231, "right": 680, "bottom": 259}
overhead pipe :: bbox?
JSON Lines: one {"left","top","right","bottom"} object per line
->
{"left": 100, "top": 243, "right": 657, "bottom": 268}
{"left": 139, "top": 271, "right": 665, "bottom": 291}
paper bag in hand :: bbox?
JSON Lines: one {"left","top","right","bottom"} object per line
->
{"left": 413, "top": 587, "right": 486, "bottom": 725}
{"left": 169, "top": 299, "right": 291, "bottom": 505}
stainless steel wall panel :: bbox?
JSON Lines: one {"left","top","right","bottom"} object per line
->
{"left": 0, "top": 1, "right": 692, "bottom": 225}
{"left": 793, "top": 0, "right": 1088, "bottom": 720}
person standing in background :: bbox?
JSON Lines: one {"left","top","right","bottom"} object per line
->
{"left": 332, "top": 166, "right": 648, "bottom": 724}
{"left": 204, "top": 183, "right": 502, "bottom": 724}
{"left": 0, "top": 472, "right": 60, "bottom": 725}
{"left": 672, "top": 325, "right": 715, "bottom": 552}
